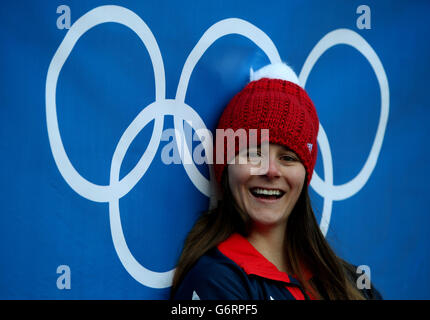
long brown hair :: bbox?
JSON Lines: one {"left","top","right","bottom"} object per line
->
{"left": 170, "top": 171, "right": 365, "bottom": 300}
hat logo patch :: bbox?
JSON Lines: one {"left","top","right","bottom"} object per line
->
{"left": 307, "top": 143, "right": 313, "bottom": 152}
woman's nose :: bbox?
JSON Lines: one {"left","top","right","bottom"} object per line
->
{"left": 265, "top": 157, "right": 281, "bottom": 178}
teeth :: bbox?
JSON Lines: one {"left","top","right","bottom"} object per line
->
{"left": 253, "top": 188, "right": 282, "bottom": 196}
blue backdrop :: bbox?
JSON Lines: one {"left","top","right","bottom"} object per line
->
{"left": 1, "top": 0, "right": 429, "bottom": 299}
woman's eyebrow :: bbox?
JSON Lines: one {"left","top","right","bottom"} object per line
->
{"left": 280, "top": 146, "right": 294, "bottom": 153}
{"left": 280, "top": 147, "right": 300, "bottom": 158}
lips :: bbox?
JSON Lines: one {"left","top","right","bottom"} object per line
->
{"left": 249, "top": 187, "right": 285, "bottom": 200}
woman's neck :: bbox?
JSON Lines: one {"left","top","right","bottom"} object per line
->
{"left": 246, "top": 224, "right": 290, "bottom": 273}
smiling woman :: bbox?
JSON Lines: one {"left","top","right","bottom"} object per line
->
{"left": 228, "top": 145, "right": 306, "bottom": 237}
{"left": 170, "top": 62, "right": 382, "bottom": 300}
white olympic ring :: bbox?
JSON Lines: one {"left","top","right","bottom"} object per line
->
{"left": 46, "top": 5, "right": 389, "bottom": 289}
{"left": 302, "top": 29, "right": 390, "bottom": 235}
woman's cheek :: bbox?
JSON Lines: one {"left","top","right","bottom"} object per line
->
{"left": 287, "top": 166, "right": 306, "bottom": 188}
{"left": 228, "top": 165, "right": 252, "bottom": 204}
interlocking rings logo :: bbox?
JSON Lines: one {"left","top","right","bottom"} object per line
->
{"left": 45, "top": 5, "right": 389, "bottom": 289}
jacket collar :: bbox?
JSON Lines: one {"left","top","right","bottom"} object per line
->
{"left": 217, "top": 233, "right": 313, "bottom": 285}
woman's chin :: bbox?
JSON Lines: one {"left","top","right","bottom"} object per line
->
{"left": 248, "top": 211, "right": 287, "bottom": 229}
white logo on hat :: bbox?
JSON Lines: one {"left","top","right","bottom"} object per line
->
{"left": 307, "top": 143, "right": 313, "bottom": 152}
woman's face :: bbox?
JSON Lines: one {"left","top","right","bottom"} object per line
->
{"left": 227, "top": 143, "right": 306, "bottom": 230}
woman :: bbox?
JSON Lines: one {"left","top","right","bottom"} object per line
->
{"left": 170, "top": 62, "right": 382, "bottom": 300}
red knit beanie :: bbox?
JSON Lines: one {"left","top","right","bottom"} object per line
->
{"left": 213, "top": 62, "right": 319, "bottom": 186}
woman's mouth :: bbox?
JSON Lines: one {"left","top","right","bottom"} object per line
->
{"left": 249, "top": 187, "right": 285, "bottom": 201}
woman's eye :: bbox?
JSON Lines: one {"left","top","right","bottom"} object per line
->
{"left": 247, "top": 151, "right": 261, "bottom": 158}
{"left": 281, "top": 155, "right": 296, "bottom": 162}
